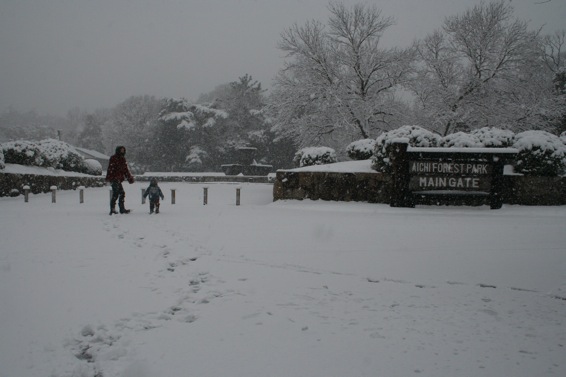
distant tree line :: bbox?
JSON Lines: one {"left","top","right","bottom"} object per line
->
{"left": 0, "top": 76, "right": 298, "bottom": 172}
{"left": 1, "top": 1, "right": 564, "bottom": 171}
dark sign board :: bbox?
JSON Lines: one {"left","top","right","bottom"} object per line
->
{"left": 388, "top": 142, "right": 517, "bottom": 209}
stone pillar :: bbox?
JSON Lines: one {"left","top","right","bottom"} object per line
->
{"left": 389, "top": 141, "right": 413, "bottom": 208}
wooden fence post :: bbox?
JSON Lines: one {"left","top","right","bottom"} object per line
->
{"left": 236, "top": 186, "right": 241, "bottom": 206}
{"left": 141, "top": 188, "right": 146, "bottom": 204}
{"left": 203, "top": 186, "right": 208, "bottom": 205}
{"left": 51, "top": 186, "right": 57, "bottom": 203}
{"left": 23, "top": 185, "right": 30, "bottom": 203}
{"left": 171, "top": 189, "right": 176, "bottom": 205}
{"left": 78, "top": 186, "right": 85, "bottom": 204}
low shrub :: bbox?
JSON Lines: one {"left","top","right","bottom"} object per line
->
{"left": 346, "top": 139, "right": 376, "bottom": 160}
{"left": 84, "top": 159, "right": 103, "bottom": 176}
{"left": 513, "top": 130, "right": 566, "bottom": 176}
{"left": 294, "top": 147, "right": 337, "bottom": 167}
{"left": 371, "top": 125, "right": 440, "bottom": 173}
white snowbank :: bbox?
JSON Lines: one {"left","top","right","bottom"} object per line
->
{"left": 2, "top": 163, "right": 96, "bottom": 177}
{"left": 1, "top": 183, "right": 564, "bottom": 377}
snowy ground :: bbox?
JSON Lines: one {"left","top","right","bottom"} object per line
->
{"left": 1, "top": 181, "right": 565, "bottom": 377}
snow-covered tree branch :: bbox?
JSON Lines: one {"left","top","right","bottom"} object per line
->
{"left": 408, "top": 0, "right": 560, "bottom": 135}
{"left": 270, "top": 2, "right": 414, "bottom": 150}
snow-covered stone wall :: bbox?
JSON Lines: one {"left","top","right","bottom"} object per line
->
{"left": 0, "top": 173, "right": 105, "bottom": 197}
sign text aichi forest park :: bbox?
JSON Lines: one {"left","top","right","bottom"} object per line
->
{"left": 409, "top": 161, "right": 492, "bottom": 191}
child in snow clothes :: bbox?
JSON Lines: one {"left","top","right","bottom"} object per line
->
{"left": 143, "top": 178, "right": 165, "bottom": 214}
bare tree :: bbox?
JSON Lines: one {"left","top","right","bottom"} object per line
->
{"left": 410, "top": 1, "right": 549, "bottom": 135}
{"left": 541, "top": 30, "right": 566, "bottom": 92}
{"left": 540, "top": 29, "right": 566, "bottom": 131}
{"left": 270, "top": 2, "right": 414, "bottom": 148}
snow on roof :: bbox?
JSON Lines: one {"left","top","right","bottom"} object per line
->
{"left": 283, "top": 159, "right": 376, "bottom": 173}
{"left": 74, "top": 147, "right": 109, "bottom": 160}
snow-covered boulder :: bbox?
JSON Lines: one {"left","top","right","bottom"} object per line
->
{"left": 346, "top": 139, "right": 376, "bottom": 160}
{"left": 440, "top": 132, "right": 483, "bottom": 148}
{"left": 294, "top": 147, "right": 337, "bottom": 167}
{"left": 371, "top": 125, "right": 440, "bottom": 173}
{"left": 513, "top": 130, "right": 566, "bottom": 176}
{"left": 471, "top": 127, "right": 515, "bottom": 148}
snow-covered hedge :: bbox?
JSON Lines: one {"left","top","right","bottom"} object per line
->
{"left": 440, "top": 132, "right": 483, "bottom": 148}
{"left": 346, "top": 139, "right": 376, "bottom": 160}
{"left": 439, "top": 128, "right": 516, "bottom": 148}
{"left": 0, "top": 139, "right": 93, "bottom": 174}
{"left": 371, "top": 125, "right": 441, "bottom": 173}
{"left": 1, "top": 140, "right": 46, "bottom": 167}
{"left": 37, "top": 139, "right": 89, "bottom": 173}
{"left": 369, "top": 126, "right": 565, "bottom": 176}
{"left": 471, "top": 127, "right": 515, "bottom": 148}
{"left": 512, "top": 131, "right": 566, "bottom": 176}
{"left": 294, "top": 147, "right": 337, "bottom": 167}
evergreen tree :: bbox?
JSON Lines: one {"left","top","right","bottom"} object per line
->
{"left": 153, "top": 98, "right": 229, "bottom": 171}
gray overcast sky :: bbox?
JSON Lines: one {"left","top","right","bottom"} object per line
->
{"left": 1, "top": 0, "right": 564, "bottom": 116}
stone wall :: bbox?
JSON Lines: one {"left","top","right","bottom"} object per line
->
{"left": 0, "top": 173, "right": 106, "bottom": 197}
{"left": 273, "top": 170, "right": 566, "bottom": 206}
{"left": 273, "top": 171, "right": 392, "bottom": 203}
{"left": 503, "top": 175, "right": 566, "bottom": 205}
